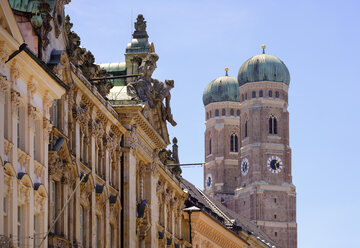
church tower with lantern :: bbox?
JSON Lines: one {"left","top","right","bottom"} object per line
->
{"left": 203, "top": 46, "right": 297, "bottom": 248}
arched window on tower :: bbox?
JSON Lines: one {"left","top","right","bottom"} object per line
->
{"left": 269, "top": 115, "right": 278, "bottom": 134}
{"left": 215, "top": 109, "right": 219, "bottom": 116}
{"left": 230, "top": 109, "right": 234, "bottom": 116}
{"left": 206, "top": 112, "right": 209, "bottom": 120}
{"left": 245, "top": 120, "right": 248, "bottom": 138}
{"left": 209, "top": 138, "right": 212, "bottom": 155}
{"left": 259, "top": 90, "right": 263, "bottom": 97}
{"left": 230, "top": 133, "right": 238, "bottom": 152}
{"left": 222, "top": 109, "right": 226, "bottom": 116}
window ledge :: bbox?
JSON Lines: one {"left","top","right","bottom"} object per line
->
{"left": 268, "top": 135, "right": 281, "bottom": 140}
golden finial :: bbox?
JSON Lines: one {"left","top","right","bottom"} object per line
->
{"left": 225, "top": 67, "right": 229, "bottom": 76}
{"left": 262, "top": 44, "right": 266, "bottom": 54}
{"left": 140, "top": 73, "right": 144, "bottom": 77}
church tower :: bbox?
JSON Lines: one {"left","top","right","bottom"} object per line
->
{"left": 203, "top": 47, "right": 297, "bottom": 248}
{"left": 202, "top": 69, "right": 241, "bottom": 202}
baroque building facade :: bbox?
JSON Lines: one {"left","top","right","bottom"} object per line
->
{"left": 0, "top": 0, "right": 280, "bottom": 247}
{"left": 203, "top": 50, "right": 297, "bottom": 248}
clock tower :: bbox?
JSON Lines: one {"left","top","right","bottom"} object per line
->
{"left": 203, "top": 47, "right": 297, "bottom": 248}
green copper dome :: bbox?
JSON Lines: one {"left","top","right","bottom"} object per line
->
{"left": 203, "top": 75, "right": 240, "bottom": 106}
{"left": 238, "top": 54, "right": 290, "bottom": 86}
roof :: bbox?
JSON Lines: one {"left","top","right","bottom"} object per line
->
{"left": 203, "top": 75, "right": 240, "bottom": 106}
{"left": 181, "top": 178, "right": 277, "bottom": 248}
{"left": 238, "top": 54, "right": 290, "bottom": 86}
{"left": 99, "top": 62, "right": 126, "bottom": 86}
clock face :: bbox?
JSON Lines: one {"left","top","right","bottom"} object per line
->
{"left": 241, "top": 158, "right": 249, "bottom": 176}
{"left": 206, "top": 174, "right": 212, "bottom": 188}
{"left": 267, "top": 156, "right": 283, "bottom": 173}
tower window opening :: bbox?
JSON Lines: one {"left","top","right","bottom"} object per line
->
{"left": 274, "top": 214, "right": 277, "bottom": 219}
{"left": 274, "top": 198, "right": 277, "bottom": 203}
{"left": 243, "top": 201, "right": 246, "bottom": 206}
{"left": 245, "top": 120, "right": 248, "bottom": 138}
{"left": 222, "top": 109, "right": 226, "bottom": 116}
{"left": 245, "top": 93, "right": 248, "bottom": 100}
{"left": 242, "top": 94, "right": 244, "bottom": 101}
{"left": 236, "top": 110, "right": 240, "bottom": 116}
{"left": 268, "top": 90, "right": 273, "bottom": 97}
{"left": 206, "top": 112, "right": 209, "bottom": 120}
{"left": 275, "top": 232, "right": 277, "bottom": 237}
{"left": 215, "top": 109, "right": 219, "bottom": 117}
{"left": 252, "top": 91, "right": 256, "bottom": 98}
{"left": 269, "top": 115, "right": 278, "bottom": 134}
{"left": 230, "top": 109, "right": 234, "bottom": 116}
{"left": 209, "top": 138, "right": 212, "bottom": 155}
{"left": 259, "top": 90, "right": 263, "bottom": 97}
{"left": 276, "top": 91, "right": 280, "bottom": 98}
{"left": 209, "top": 111, "right": 212, "bottom": 118}
{"left": 230, "top": 133, "right": 238, "bottom": 152}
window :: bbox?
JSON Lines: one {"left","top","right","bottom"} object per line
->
{"left": 34, "top": 120, "right": 40, "bottom": 162}
{"left": 209, "top": 111, "right": 212, "bottom": 118}
{"left": 51, "top": 100, "right": 59, "bottom": 128}
{"left": 18, "top": 205, "right": 24, "bottom": 248}
{"left": 245, "top": 120, "right": 248, "bottom": 138}
{"left": 34, "top": 214, "right": 40, "bottom": 247}
{"left": 268, "top": 90, "right": 273, "bottom": 97}
{"left": 17, "top": 107, "right": 25, "bottom": 150}
{"left": 215, "top": 109, "right": 219, "bottom": 116}
{"left": 94, "top": 216, "right": 98, "bottom": 248}
{"left": 274, "top": 214, "right": 277, "bottom": 219}
{"left": 206, "top": 112, "right": 209, "bottom": 120}
{"left": 275, "top": 232, "right": 278, "bottom": 237}
{"left": 80, "top": 205, "right": 84, "bottom": 245}
{"left": 275, "top": 91, "right": 280, "bottom": 98}
{"left": 209, "top": 138, "right": 212, "bottom": 155}
{"left": 3, "top": 197, "right": 8, "bottom": 236}
{"left": 50, "top": 180, "right": 57, "bottom": 232}
{"left": 230, "top": 109, "right": 234, "bottom": 116}
{"left": 222, "top": 109, "right": 226, "bottom": 116}
{"left": 230, "top": 134, "right": 238, "bottom": 152}
{"left": 110, "top": 224, "right": 114, "bottom": 247}
{"left": 236, "top": 110, "right": 240, "bottom": 116}
{"left": 245, "top": 93, "right": 248, "bottom": 100}
{"left": 241, "top": 94, "right": 244, "bottom": 101}
{"left": 259, "top": 90, "right": 263, "bottom": 97}
{"left": 274, "top": 198, "right": 277, "bottom": 203}
{"left": 252, "top": 91, "right": 256, "bottom": 98}
{"left": 269, "top": 115, "right": 278, "bottom": 134}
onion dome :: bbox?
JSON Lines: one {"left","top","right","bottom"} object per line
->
{"left": 238, "top": 45, "right": 290, "bottom": 86}
{"left": 203, "top": 68, "right": 240, "bottom": 106}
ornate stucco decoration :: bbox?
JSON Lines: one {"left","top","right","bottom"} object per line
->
{"left": 136, "top": 200, "right": 151, "bottom": 240}
{"left": 126, "top": 52, "right": 176, "bottom": 144}
{"left": 126, "top": 125, "right": 138, "bottom": 151}
{"left": 3, "top": 139, "right": 13, "bottom": 162}
{"left": 10, "top": 90, "right": 22, "bottom": 107}
{"left": 10, "top": 62, "right": 20, "bottom": 82}
{"left": 0, "top": 75, "right": 10, "bottom": 92}
{"left": 72, "top": 103, "right": 88, "bottom": 126}
{"left": 28, "top": 105, "right": 42, "bottom": 120}
{"left": 27, "top": 78, "right": 37, "bottom": 98}
{"left": 0, "top": 41, "right": 10, "bottom": 63}
{"left": 43, "top": 118, "right": 53, "bottom": 140}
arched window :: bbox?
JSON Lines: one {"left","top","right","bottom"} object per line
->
{"left": 268, "top": 90, "right": 273, "bottom": 97}
{"left": 236, "top": 110, "right": 240, "bottom": 116}
{"left": 245, "top": 120, "right": 248, "bottom": 137}
{"left": 241, "top": 94, "right": 244, "bottom": 101}
{"left": 259, "top": 90, "right": 263, "bottom": 97}
{"left": 209, "top": 138, "right": 212, "bottom": 155}
{"left": 230, "top": 109, "right": 234, "bottom": 116}
{"left": 275, "top": 91, "right": 280, "bottom": 98}
{"left": 252, "top": 91, "right": 256, "bottom": 98}
{"left": 206, "top": 112, "right": 209, "bottom": 120}
{"left": 209, "top": 111, "right": 212, "bottom": 118}
{"left": 215, "top": 109, "right": 219, "bottom": 116}
{"left": 269, "top": 115, "right": 278, "bottom": 134}
{"left": 230, "top": 133, "right": 238, "bottom": 152}
{"left": 245, "top": 93, "right": 248, "bottom": 100}
{"left": 222, "top": 109, "right": 226, "bottom": 116}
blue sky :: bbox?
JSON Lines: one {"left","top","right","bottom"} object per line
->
{"left": 66, "top": 1, "right": 360, "bottom": 247}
